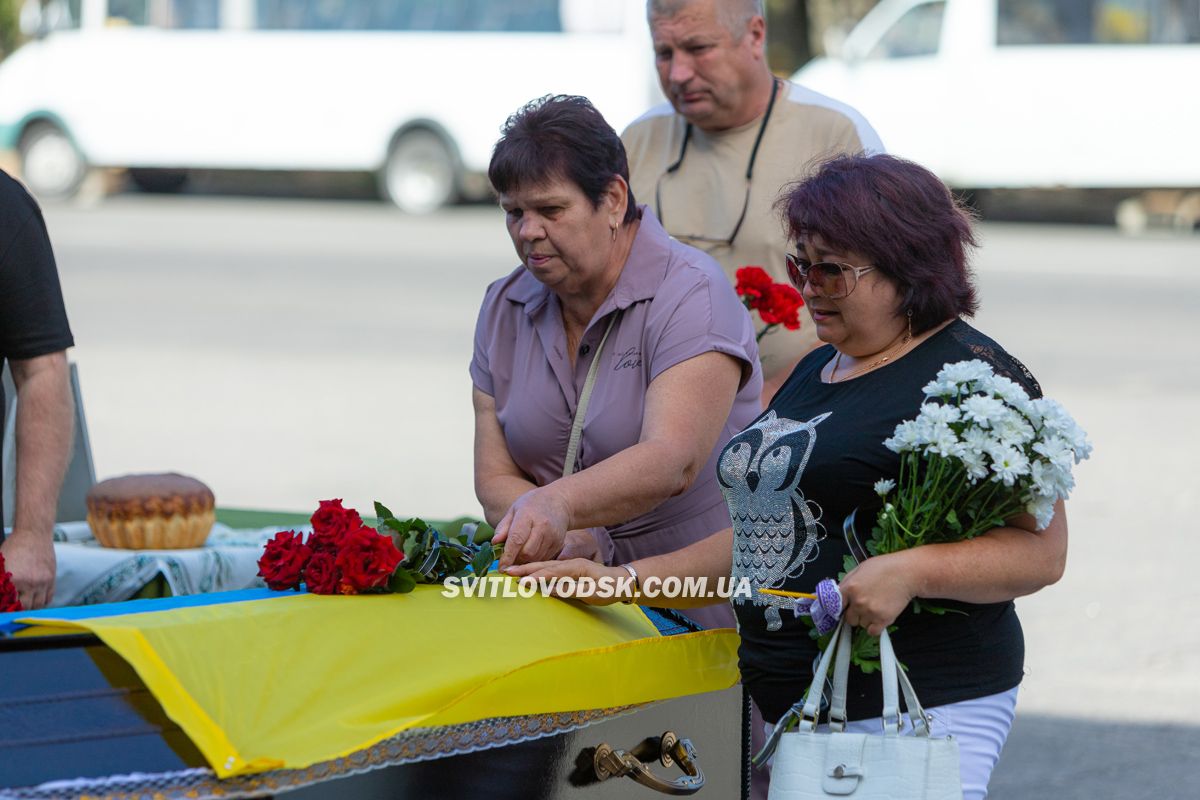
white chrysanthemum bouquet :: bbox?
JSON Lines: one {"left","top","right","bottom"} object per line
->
{"left": 766, "top": 359, "right": 1091, "bottom": 673}
{"left": 868, "top": 359, "right": 1091, "bottom": 560}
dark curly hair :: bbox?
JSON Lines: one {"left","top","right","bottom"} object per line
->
{"left": 779, "top": 154, "right": 979, "bottom": 333}
{"left": 488, "top": 94, "right": 638, "bottom": 224}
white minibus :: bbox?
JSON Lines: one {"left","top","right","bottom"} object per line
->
{"left": 0, "top": 0, "right": 661, "bottom": 211}
{"left": 793, "top": 0, "right": 1200, "bottom": 227}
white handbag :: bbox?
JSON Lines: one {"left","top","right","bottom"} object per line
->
{"left": 766, "top": 621, "right": 962, "bottom": 799}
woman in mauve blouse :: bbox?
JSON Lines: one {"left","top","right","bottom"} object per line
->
{"left": 471, "top": 95, "right": 762, "bottom": 629}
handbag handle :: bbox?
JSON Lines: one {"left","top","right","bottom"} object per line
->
{"left": 797, "top": 620, "right": 847, "bottom": 732}
{"left": 798, "top": 622, "right": 933, "bottom": 737}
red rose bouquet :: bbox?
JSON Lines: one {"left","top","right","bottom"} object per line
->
{"left": 0, "top": 552, "right": 22, "bottom": 612}
{"left": 257, "top": 499, "right": 498, "bottom": 596}
{"left": 735, "top": 266, "right": 803, "bottom": 342}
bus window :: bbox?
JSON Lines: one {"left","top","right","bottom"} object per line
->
{"left": 107, "top": 0, "right": 148, "bottom": 25}
{"left": 998, "top": 0, "right": 1200, "bottom": 45}
{"left": 867, "top": 0, "right": 946, "bottom": 59}
{"left": 19, "top": 0, "right": 82, "bottom": 34}
{"left": 170, "top": 0, "right": 220, "bottom": 28}
{"left": 252, "top": 0, "right": 562, "bottom": 32}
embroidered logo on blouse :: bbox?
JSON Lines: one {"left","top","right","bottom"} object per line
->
{"left": 718, "top": 411, "right": 830, "bottom": 632}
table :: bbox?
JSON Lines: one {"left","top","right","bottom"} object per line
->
{"left": 46, "top": 509, "right": 487, "bottom": 607}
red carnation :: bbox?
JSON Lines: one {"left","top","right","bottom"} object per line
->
{"left": 758, "top": 283, "right": 804, "bottom": 330}
{"left": 304, "top": 551, "right": 341, "bottom": 595}
{"left": 735, "top": 266, "right": 773, "bottom": 309}
{"left": 0, "top": 553, "right": 22, "bottom": 613}
{"left": 308, "top": 499, "right": 363, "bottom": 553}
{"left": 336, "top": 526, "right": 404, "bottom": 594}
{"left": 257, "top": 530, "right": 312, "bottom": 591}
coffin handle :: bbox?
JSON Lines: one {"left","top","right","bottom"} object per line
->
{"left": 592, "top": 730, "right": 704, "bottom": 795}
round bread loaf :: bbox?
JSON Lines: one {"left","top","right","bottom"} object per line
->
{"left": 86, "top": 473, "right": 215, "bottom": 549}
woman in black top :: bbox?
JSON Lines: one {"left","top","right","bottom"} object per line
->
{"left": 510, "top": 154, "right": 1069, "bottom": 799}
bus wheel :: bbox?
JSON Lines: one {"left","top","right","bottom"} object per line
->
{"left": 129, "top": 168, "right": 190, "bottom": 193}
{"left": 379, "top": 129, "right": 458, "bottom": 213}
{"left": 18, "top": 122, "right": 87, "bottom": 201}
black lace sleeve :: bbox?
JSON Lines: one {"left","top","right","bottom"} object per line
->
{"left": 947, "top": 322, "right": 1042, "bottom": 399}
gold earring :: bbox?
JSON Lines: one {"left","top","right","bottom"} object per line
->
{"left": 906, "top": 308, "right": 914, "bottom": 338}
{"left": 611, "top": 224, "right": 618, "bottom": 242}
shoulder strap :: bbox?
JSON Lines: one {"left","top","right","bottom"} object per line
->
{"left": 562, "top": 312, "right": 620, "bottom": 479}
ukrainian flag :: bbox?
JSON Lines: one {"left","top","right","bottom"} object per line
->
{"left": 11, "top": 582, "right": 738, "bottom": 778}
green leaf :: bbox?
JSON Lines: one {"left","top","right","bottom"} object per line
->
{"left": 471, "top": 523, "right": 496, "bottom": 545}
{"left": 945, "top": 508, "right": 961, "bottom": 532}
{"left": 388, "top": 568, "right": 417, "bottom": 594}
{"left": 383, "top": 515, "right": 423, "bottom": 537}
{"left": 911, "top": 599, "right": 966, "bottom": 617}
{"left": 472, "top": 542, "right": 496, "bottom": 577}
{"left": 841, "top": 554, "right": 858, "bottom": 578}
{"left": 402, "top": 536, "right": 422, "bottom": 562}
{"left": 374, "top": 501, "right": 394, "bottom": 521}
{"left": 849, "top": 629, "right": 882, "bottom": 673}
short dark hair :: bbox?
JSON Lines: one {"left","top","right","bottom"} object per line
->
{"left": 489, "top": 94, "right": 638, "bottom": 224}
{"left": 779, "top": 154, "right": 979, "bottom": 333}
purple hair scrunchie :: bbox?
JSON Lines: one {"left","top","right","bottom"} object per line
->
{"left": 792, "top": 578, "right": 843, "bottom": 635}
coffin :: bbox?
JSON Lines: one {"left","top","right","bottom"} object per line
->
{"left": 1, "top": 588, "right": 748, "bottom": 799}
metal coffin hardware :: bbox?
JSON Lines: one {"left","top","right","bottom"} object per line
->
{"left": 592, "top": 730, "right": 705, "bottom": 795}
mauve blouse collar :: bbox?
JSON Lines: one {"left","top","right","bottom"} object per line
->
{"left": 506, "top": 205, "right": 671, "bottom": 319}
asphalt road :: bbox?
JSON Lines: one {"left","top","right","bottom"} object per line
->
{"left": 42, "top": 195, "right": 1200, "bottom": 799}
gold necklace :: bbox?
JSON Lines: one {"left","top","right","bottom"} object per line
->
{"left": 830, "top": 332, "right": 913, "bottom": 383}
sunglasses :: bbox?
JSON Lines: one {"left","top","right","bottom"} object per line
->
{"left": 785, "top": 254, "right": 876, "bottom": 299}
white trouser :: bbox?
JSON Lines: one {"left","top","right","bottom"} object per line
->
{"left": 764, "top": 686, "right": 1019, "bottom": 800}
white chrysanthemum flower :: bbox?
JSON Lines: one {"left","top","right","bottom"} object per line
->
{"left": 922, "top": 378, "right": 957, "bottom": 398}
{"left": 1069, "top": 428, "right": 1094, "bottom": 463}
{"left": 960, "top": 425, "right": 994, "bottom": 456}
{"left": 874, "top": 479, "right": 896, "bottom": 497}
{"left": 938, "top": 359, "right": 995, "bottom": 387}
{"left": 988, "top": 445, "right": 1030, "bottom": 486}
{"left": 1050, "top": 461, "right": 1076, "bottom": 495}
{"left": 961, "top": 394, "right": 1008, "bottom": 428}
{"left": 926, "top": 425, "right": 961, "bottom": 456}
{"left": 1031, "top": 402, "right": 1093, "bottom": 463}
{"left": 884, "top": 419, "right": 921, "bottom": 453}
{"left": 1030, "top": 398, "right": 1077, "bottom": 437}
{"left": 959, "top": 448, "right": 989, "bottom": 482}
{"left": 1033, "top": 437, "right": 1075, "bottom": 471}
{"left": 1026, "top": 494, "right": 1057, "bottom": 530}
{"left": 909, "top": 417, "right": 941, "bottom": 449}
{"left": 994, "top": 410, "right": 1035, "bottom": 447}
{"left": 919, "top": 402, "right": 962, "bottom": 426}
{"left": 988, "top": 374, "right": 1032, "bottom": 408}
{"left": 1029, "top": 460, "right": 1058, "bottom": 497}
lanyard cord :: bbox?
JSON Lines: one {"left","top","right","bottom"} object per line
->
{"left": 659, "top": 78, "right": 781, "bottom": 245}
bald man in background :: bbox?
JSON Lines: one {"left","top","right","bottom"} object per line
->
{"left": 623, "top": 0, "right": 882, "bottom": 404}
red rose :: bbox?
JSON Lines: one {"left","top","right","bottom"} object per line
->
{"left": 304, "top": 551, "right": 341, "bottom": 595}
{"left": 335, "top": 526, "right": 404, "bottom": 594}
{"left": 758, "top": 283, "right": 804, "bottom": 330}
{"left": 0, "top": 553, "right": 22, "bottom": 613}
{"left": 257, "top": 530, "right": 311, "bottom": 591}
{"left": 308, "top": 499, "right": 363, "bottom": 553}
{"left": 735, "top": 266, "right": 773, "bottom": 309}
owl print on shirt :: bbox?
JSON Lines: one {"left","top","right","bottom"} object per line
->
{"left": 718, "top": 411, "right": 831, "bottom": 631}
